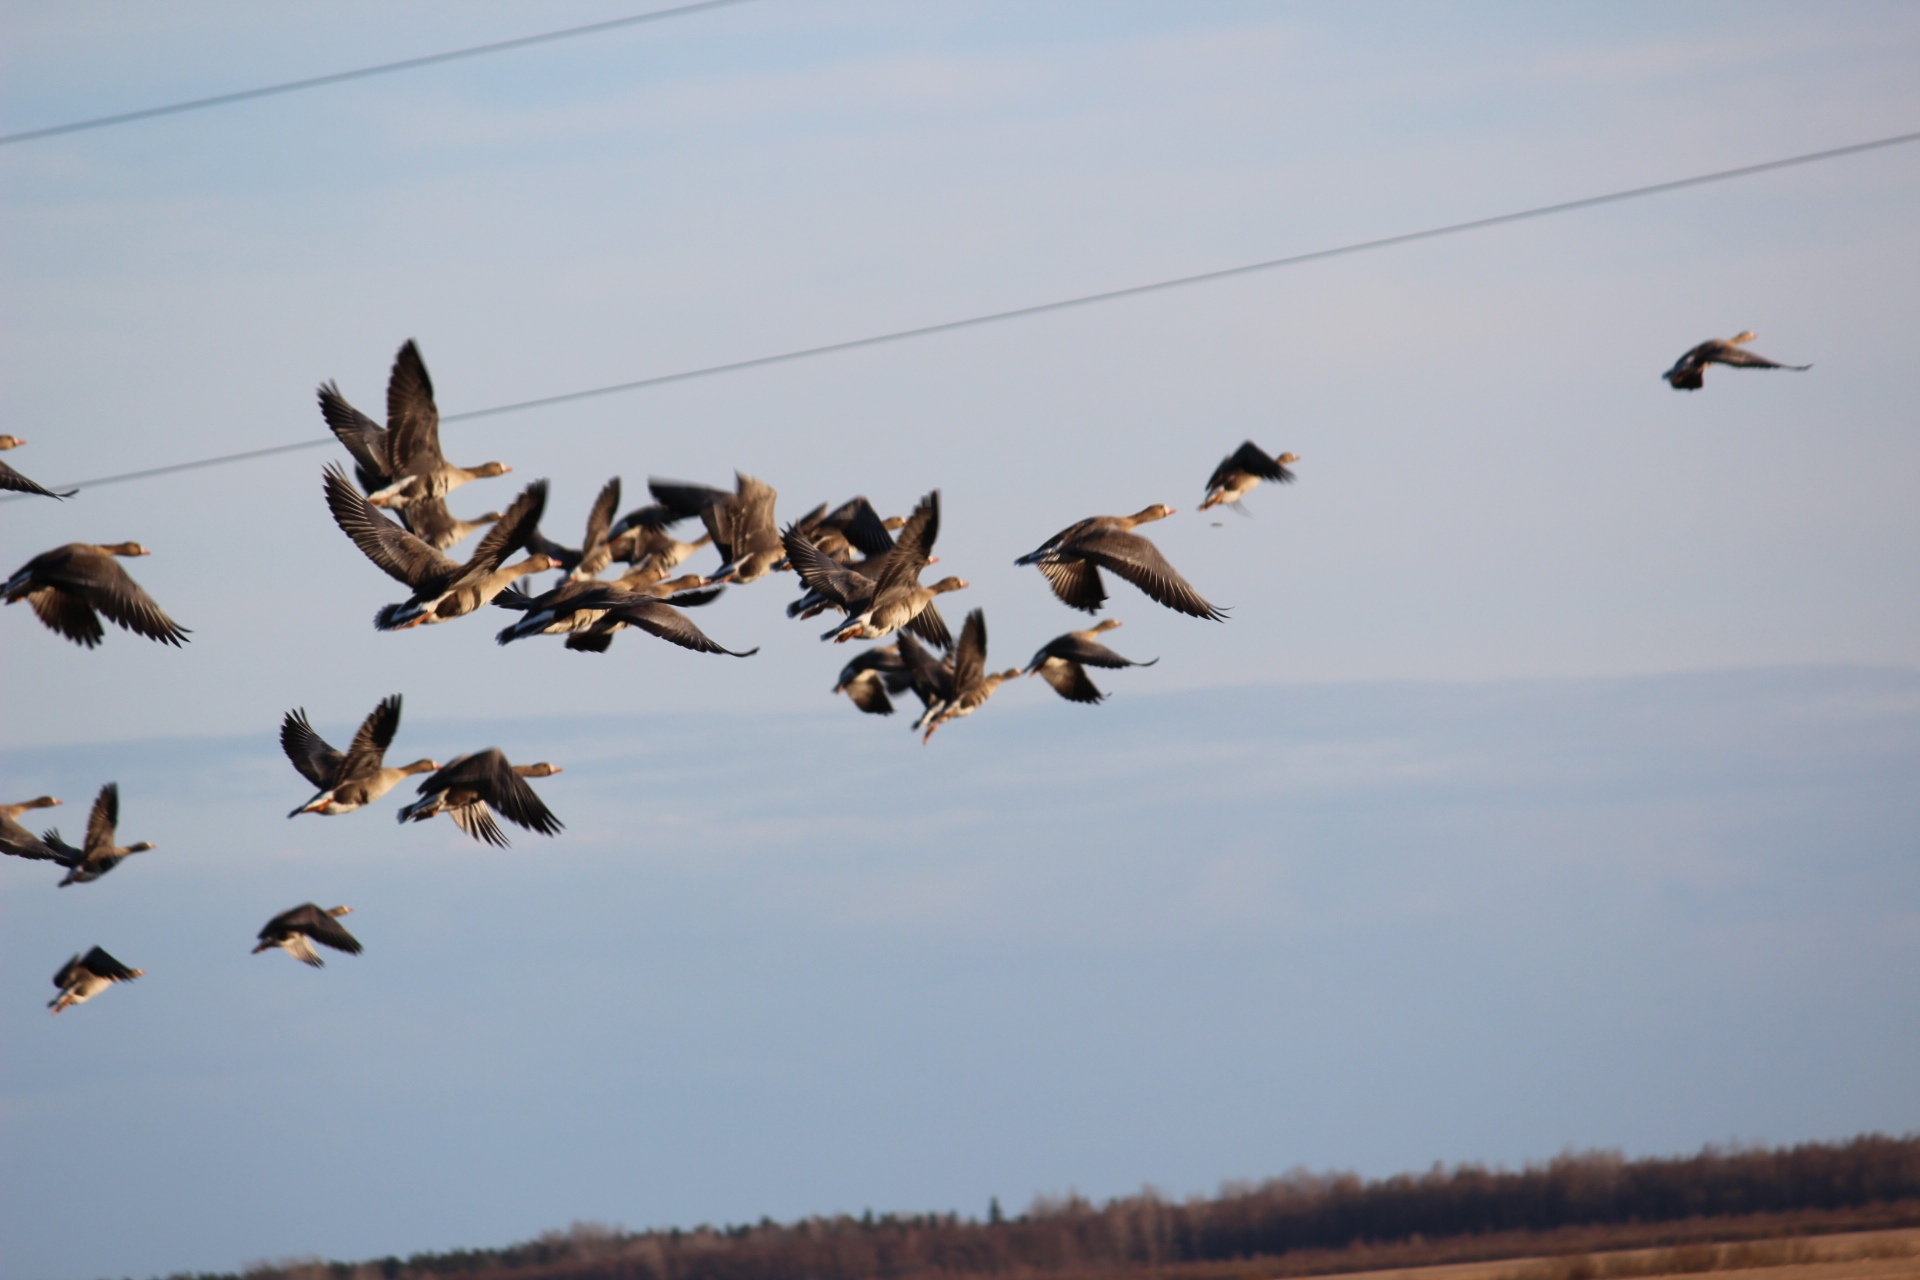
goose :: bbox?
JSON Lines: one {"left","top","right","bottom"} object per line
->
{"left": 1026, "top": 619, "right": 1159, "bottom": 704}
{"left": 834, "top": 644, "right": 912, "bottom": 716}
{"left": 526, "top": 477, "right": 622, "bottom": 579}
{"left": 604, "top": 503, "right": 712, "bottom": 579}
{"left": 397, "top": 751, "right": 563, "bottom": 847}
{"left": 253, "top": 904, "right": 361, "bottom": 967}
{"left": 323, "top": 464, "right": 550, "bottom": 629}
{"left": 50, "top": 946, "right": 143, "bottom": 1014}
{"left": 0, "top": 436, "right": 76, "bottom": 498}
{"left": 784, "top": 490, "right": 966, "bottom": 645}
{"left": 44, "top": 783, "right": 154, "bottom": 886}
{"left": 4, "top": 542, "right": 189, "bottom": 647}
{"left": 1663, "top": 332, "right": 1811, "bottom": 390}
{"left": 282, "top": 694, "right": 438, "bottom": 817}
{"left": 2, "top": 795, "right": 65, "bottom": 862}
{"left": 1200, "top": 442, "right": 1299, "bottom": 511}
{"left": 894, "top": 632, "right": 959, "bottom": 729}
{"left": 918, "top": 610, "right": 1021, "bottom": 743}
{"left": 788, "top": 496, "right": 899, "bottom": 564}
{"left": 496, "top": 580, "right": 757, "bottom": 656}
{"left": 649, "top": 472, "right": 783, "bottom": 583}
{"left": 1016, "top": 505, "right": 1224, "bottom": 621}
{"left": 319, "top": 340, "right": 510, "bottom": 508}
{"left": 398, "top": 496, "right": 501, "bottom": 552}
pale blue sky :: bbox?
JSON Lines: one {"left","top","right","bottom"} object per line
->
{"left": 3, "top": 4, "right": 1918, "bottom": 1279}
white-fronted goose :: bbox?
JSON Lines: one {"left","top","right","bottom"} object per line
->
{"left": 1026, "top": 619, "right": 1159, "bottom": 704}
{"left": 1200, "top": 442, "right": 1299, "bottom": 511}
{"left": 919, "top": 609, "right": 1021, "bottom": 743}
{"left": 649, "top": 472, "right": 783, "bottom": 583}
{"left": 282, "top": 694, "right": 439, "bottom": 817}
{"left": 784, "top": 490, "right": 966, "bottom": 645}
{"left": 323, "top": 464, "right": 551, "bottom": 629}
{"left": 834, "top": 644, "right": 912, "bottom": 716}
{"left": 1663, "top": 332, "right": 1811, "bottom": 390}
{"left": 44, "top": 783, "right": 154, "bottom": 886}
{"left": 254, "top": 904, "right": 361, "bottom": 967}
{"left": 319, "top": 340, "right": 510, "bottom": 508}
{"left": 399, "top": 496, "right": 501, "bottom": 552}
{"left": 50, "top": 946, "right": 143, "bottom": 1014}
{"left": 527, "top": 477, "right": 622, "bottom": 579}
{"left": 0, "top": 436, "right": 76, "bottom": 499}
{"left": 1016, "top": 505, "right": 1224, "bottom": 621}
{"left": 496, "top": 580, "right": 757, "bottom": 656}
{"left": 397, "top": 751, "right": 563, "bottom": 847}
{"left": 2, "top": 795, "right": 65, "bottom": 862}
{"left": 4, "top": 542, "right": 189, "bottom": 647}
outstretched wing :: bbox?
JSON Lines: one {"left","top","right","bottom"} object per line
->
{"left": 950, "top": 609, "right": 987, "bottom": 693}
{"left": 457, "top": 478, "right": 549, "bottom": 584}
{"left": 80, "top": 946, "right": 140, "bottom": 982}
{"left": 1039, "top": 559, "right": 1107, "bottom": 614}
{"left": 27, "top": 587, "right": 105, "bottom": 647}
{"left": 822, "top": 497, "right": 896, "bottom": 558}
{"left": 0, "top": 459, "right": 73, "bottom": 499}
{"left": 385, "top": 340, "right": 443, "bottom": 468}
{"left": 874, "top": 491, "right": 940, "bottom": 593}
{"left": 340, "top": 694, "right": 403, "bottom": 778}
{"left": 605, "top": 597, "right": 759, "bottom": 657}
{"left": 318, "top": 381, "right": 391, "bottom": 492}
{"left": 1038, "top": 659, "right": 1106, "bottom": 704}
{"left": 904, "top": 601, "right": 952, "bottom": 650}
{"left": 285, "top": 904, "right": 363, "bottom": 955}
{"left": 84, "top": 783, "right": 119, "bottom": 853}
{"left": 447, "top": 801, "right": 510, "bottom": 848}
{"left": 781, "top": 527, "right": 869, "bottom": 611}
{"left": 51, "top": 554, "right": 188, "bottom": 645}
{"left": 1211, "top": 441, "right": 1292, "bottom": 488}
{"left": 1077, "top": 532, "right": 1226, "bottom": 621}
{"left": 324, "top": 463, "right": 457, "bottom": 587}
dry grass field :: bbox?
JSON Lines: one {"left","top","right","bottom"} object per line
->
{"left": 1328, "top": 1228, "right": 1920, "bottom": 1280}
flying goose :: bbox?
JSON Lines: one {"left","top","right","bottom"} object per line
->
{"left": 323, "top": 464, "right": 550, "bottom": 629}
{"left": 4, "top": 542, "right": 189, "bottom": 647}
{"left": 788, "top": 497, "right": 899, "bottom": 564}
{"left": 50, "top": 946, "right": 143, "bottom": 1014}
{"left": 917, "top": 609, "right": 1021, "bottom": 743}
{"left": 282, "top": 694, "right": 438, "bottom": 817}
{"left": 1663, "top": 332, "right": 1811, "bottom": 390}
{"left": 833, "top": 645, "right": 912, "bottom": 716}
{"left": 649, "top": 472, "right": 784, "bottom": 584}
{"left": 0, "top": 436, "right": 76, "bottom": 498}
{"left": 253, "top": 904, "right": 361, "bottom": 967}
{"left": 1200, "top": 442, "right": 1299, "bottom": 511}
{"left": 495, "top": 580, "right": 756, "bottom": 656}
{"left": 44, "top": 783, "right": 154, "bottom": 886}
{"left": 319, "top": 340, "right": 510, "bottom": 509}
{"left": 1016, "top": 505, "right": 1224, "bottom": 621}
{"left": 526, "top": 477, "right": 622, "bottom": 579}
{"left": 784, "top": 490, "right": 965, "bottom": 645}
{"left": 2, "top": 795, "right": 65, "bottom": 862}
{"left": 397, "top": 750, "right": 563, "bottom": 847}
{"left": 1026, "top": 619, "right": 1159, "bottom": 704}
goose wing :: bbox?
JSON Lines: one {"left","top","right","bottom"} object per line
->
{"left": 385, "top": 340, "right": 444, "bottom": 469}
{"left": 950, "top": 609, "right": 987, "bottom": 694}
{"left": 283, "top": 903, "right": 363, "bottom": 954}
{"left": 318, "top": 382, "right": 392, "bottom": 493}
{"left": 324, "top": 464, "right": 459, "bottom": 587}
{"left": 895, "top": 631, "right": 954, "bottom": 705}
{"left": 26, "top": 586, "right": 105, "bottom": 647}
{"left": 453, "top": 478, "right": 549, "bottom": 588}
{"left": 822, "top": 497, "right": 895, "bottom": 558}
{"left": 733, "top": 473, "right": 781, "bottom": 554}
{"left": 1075, "top": 531, "right": 1225, "bottom": 621}
{"left": 83, "top": 783, "right": 119, "bottom": 855}
{"left": 600, "top": 595, "right": 760, "bottom": 656}
{"left": 1210, "top": 441, "right": 1294, "bottom": 488}
{"left": 447, "top": 800, "right": 510, "bottom": 847}
{"left": 340, "top": 694, "right": 402, "bottom": 779}
{"left": 1046, "top": 635, "right": 1154, "bottom": 669}
{"left": 874, "top": 491, "right": 939, "bottom": 593}
{"left": 53, "top": 551, "right": 188, "bottom": 645}
{"left": 0, "top": 460, "right": 73, "bottom": 499}
{"left": 781, "top": 528, "right": 871, "bottom": 611}
{"left": 79, "top": 946, "right": 139, "bottom": 982}
{"left": 279, "top": 710, "right": 344, "bottom": 788}
{"left": 1, "top": 815, "right": 66, "bottom": 862}
{"left": 843, "top": 673, "right": 896, "bottom": 715}
{"left": 1038, "top": 558, "right": 1107, "bottom": 613}
{"left": 52, "top": 952, "right": 86, "bottom": 989}
{"left": 429, "top": 750, "right": 563, "bottom": 837}
{"left": 1038, "top": 659, "right": 1106, "bottom": 704}
{"left": 1712, "top": 346, "right": 1807, "bottom": 371}
{"left": 904, "top": 601, "right": 952, "bottom": 650}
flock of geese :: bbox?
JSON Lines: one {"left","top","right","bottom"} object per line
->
{"left": 5, "top": 331, "right": 1808, "bottom": 1013}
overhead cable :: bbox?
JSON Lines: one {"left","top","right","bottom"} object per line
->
{"left": 0, "top": 0, "right": 757, "bottom": 147}
{"left": 6, "top": 127, "right": 1916, "bottom": 503}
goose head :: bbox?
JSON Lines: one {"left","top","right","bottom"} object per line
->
{"left": 0, "top": 435, "right": 24, "bottom": 450}
{"left": 401, "top": 758, "right": 441, "bottom": 776}
{"left": 515, "top": 763, "right": 563, "bottom": 778}
{"left": 472, "top": 461, "right": 512, "bottom": 479}
{"left": 1277, "top": 452, "right": 1301, "bottom": 465}
{"left": 1127, "top": 504, "right": 1176, "bottom": 526}
{"left": 100, "top": 542, "right": 152, "bottom": 557}
{"left": 926, "top": 576, "right": 969, "bottom": 596}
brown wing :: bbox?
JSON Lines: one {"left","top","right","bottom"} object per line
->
{"left": 895, "top": 631, "right": 954, "bottom": 705}
{"left": 0, "top": 459, "right": 72, "bottom": 498}
{"left": 733, "top": 474, "right": 780, "bottom": 552}
{"left": 950, "top": 609, "right": 987, "bottom": 694}
{"left": 51, "top": 552, "right": 188, "bottom": 645}
{"left": 583, "top": 478, "right": 621, "bottom": 551}
{"left": 428, "top": 751, "right": 563, "bottom": 837}
{"left": 1209, "top": 441, "right": 1292, "bottom": 489}
{"left": 904, "top": 600, "right": 952, "bottom": 650}
{"left": 340, "top": 694, "right": 402, "bottom": 778}
{"left": 1, "top": 815, "right": 66, "bottom": 862}
{"left": 1038, "top": 659, "right": 1106, "bottom": 704}
{"left": 83, "top": 783, "right": 119, "bottom": 853}
{"left": 385, "top": 340, "right": 443, "bottom": 468}
{"left": 280, "top": 709, "right": 344, "bottom": 788}
{"left": 1039, "top": 559, "right": 1107, "bottom": 613}
{"left": 781, "top": 527, "right": 870, "bottom": 611}
{"left": 1075, "top": 531, "right": 1225, "bottom": 621}
{"left": 843, "top": 672, "right": 896, "bottom": 715}
{"left": 1044, "top": 635, "right": 1153, "bottom": 669}
{"left": 318, "top": 381, "right": 392, "bottom": 492}
{"left": 79, "top": 946, "right": 140, "bottom": 982}
{"left": 273, "top": 903, "right": 363, "bottom": 954}
{"left": 455, "top": 478, "right": 549, "bottom": 585}
{"left": 447, "top": 800, "right": 510, "bottom": 847}
{"left": 874, "top": 491, "right": 939, "bottom": 593}
{"left": 603, "top": 596, "right": 759, "bottom": 656}
{"left": 822, "top": 497, "right": 895, "bottom": 558}
{"left": 324, "top": 463, "right": 458, "bottom": 587}
{"left": 27, "top": 587, "right": 105, "bottom": 647}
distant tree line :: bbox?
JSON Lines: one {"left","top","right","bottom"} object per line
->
{"left": 185, "top": 1133, "right": 1920, "bottom": 1280}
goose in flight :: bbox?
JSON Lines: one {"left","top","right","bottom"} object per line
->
{"left": 2, "top": 795, "right": 65, "bottom": 863}
{"left": 397, "top": 750, "right": 564, "bottom": 847}
{"left": 1200, "top": 442, "right": 1299, "bottom": 512}
{"left": 1663, "top": 332, "right": 1810, "bottom": 390}
{"left": 323, "top": 464, "right": 551, "bottom": 629}
{"left": 494, "top": 579, "right": 755, "bottom": 656}
{"left": 319, "top": 340, "right": 510, "bottom": 509}
{"left": 914, "top": 609, "right": 1021, "bottom": 743}
{"left": 648, "top": 472, "right": 784, "bottom": 584}
{"left": 4, "top": 542, "right": 189, "bottom": 647}
{"left": 253, "top": 904, "right": 362, "bottom": 967}
{"left": 1026, "top": 619, "right": 1159, "bottom": 704}
{"left": 526, "top": 476, "right": 622, "bottom": 579}
{"left": 834, "top": 644, "right": 913, "bottom": 716}
{"left": 783, "top": 490, "right": 966, "bottom": 645}
{"left": 44, "top": 783, "right": 154, "bottom": 886}
{"left": 0, "top": 435, "right": 76, "bottom": 498}
{"left": 1016, "top": 505, "right": 1224, "bottom": 620}
{"left": 282, "top": 694, "right": 439, "bottom": 817}
{"left": 50, "top": 946, "right": 144, "bottom": 1014}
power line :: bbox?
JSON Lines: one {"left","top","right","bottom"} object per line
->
{"left": 6, "top": 127, "right": 1916, "bottom": 504}
{"left": 0, "top": 0, "right": 757, "bottom": 148}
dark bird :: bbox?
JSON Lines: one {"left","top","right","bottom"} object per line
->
{"left": 1016, "top": 505, "right": 1223, "bottom": 620}
{"left": 783, "top": 490, "right": 966, "bottom": 645}
{"left": 50, "top": 946, "right": 143, "bottom": 1014}
{"left": 323, "top": 464, "right": 551, "bottom": 629}
{"left": 603, "top": 504, "right": 711, "bottom": 582}
{"left": 787, "top": 496, "right": 900, "bottom": 564}
{"left": 43, "top": 783, "right": 154, "bottom": 886}
{"left": 397, "top": 750, "right": 564, "bottom": 847}
{"left": 894, "top": 631, "right": 957, "bottom": 730}
{"left": 648, "top": 472, "right": 784, "bottom": 583}
{"left": 4, "top": 542, "right": 189, "bottom": 647}
{"left": 1662, "top": 332, "right": 1811, "bottom": 390}
{"left": 253, "top": 904, "right": 361, "bottom": 967}
{"left": 2, "top": 795, "right": 66, "bottom": 862}
{"left": 917, "top": 609, "right": 1021, "bottom": 743}
{"left": 282, "top": 694, "right": 439, "bottom": 817}
{"left": 494, "top": 579, "right": 755, "bottom": 656}
{"left": 833, "top": 645, "right": 912, "bottom": 716}
{"left": 1026, "top": 619, "right": 1159, "bottom": 704}
{"left": 397, "top": 496, "right": 501, "bottom": 552}
{"left": 319, "top": 339, "right": 510, "bottom": 509}
{"left": 526, "top": 476, "right": 622, "bottom": 579}
{"left": 0, "top": 435, "right": 76, "bottom": 498}
{"left": 1200, "top": 442, "right": 1299, "bottom": 512}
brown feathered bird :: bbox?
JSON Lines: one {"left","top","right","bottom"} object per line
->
{"left": 253, "top": 904, "right": 362, "bottom": 967}
{"left": 282, "top": 694, "right": 439, "bottom": 817}
{"left": 50, "top": 946, "right": 144, "bottom": 1014}
{"left": 1026, "top": 619, "right": 1158, "bottom": 704}
{"left": 916, "top": 609, "right": 1021, "bottom": 743}
{"left": 784, "top": 490, "right": 966, "bottom": 645}
{"left": 43, "top": 784, "right": 155, "bottom": 886}
{"left": 319, "top": 339, "right": 511, "bottom": 509}
{"left": 4, "top": 542, "right": 188, "bottom": 647}
{"left": 1200, "top": 442, "right": 1299, "bottom": 511}
{"left": 1662, "top": 332, "right": 1810, "bottom": 390}
{"left": 397, "top": 750, "right": 564, "bottom": 847}
{"left": 1016, "top": 505, "right": 1224, "bottom": 620}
